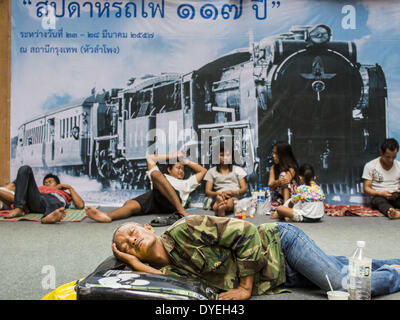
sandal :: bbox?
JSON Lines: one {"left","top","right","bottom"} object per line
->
{"left": 150, "top": 212, "right": 184, "bottom": 227}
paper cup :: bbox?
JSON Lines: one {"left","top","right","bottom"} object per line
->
{"left": 327, "top": 291, "right": 349, "bottom": 300}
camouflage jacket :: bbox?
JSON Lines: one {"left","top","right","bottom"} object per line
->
{"left": 159, "top": 215, "right": 287, "bottom": 295}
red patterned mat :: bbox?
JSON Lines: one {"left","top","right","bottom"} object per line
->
{"left": 324, "top": 204, "right": 384, "bottom": 217}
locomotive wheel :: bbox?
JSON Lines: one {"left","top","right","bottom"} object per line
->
{"left": 96, "top": 149, "right": 114, "bottom": 180}
{"left": 120, "top": 161, "right": 135, "bottom": 189}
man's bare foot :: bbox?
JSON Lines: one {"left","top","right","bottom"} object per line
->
{"left": 41, "top": 207, "right": 66, "bottom": 224}
{"left": 3, "top": 207, "right": 25, "bottom": 218}
{"left": 270, "top": 211, "right": 279, "bottom": 219}
{"left": 85, "top": 206, "right": 112, "bottom": 223}
{"left": 387, "top": 208, "right": 400, "bottom": 220}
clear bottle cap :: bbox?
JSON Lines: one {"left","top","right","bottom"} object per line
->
{"left": 357, "top": 241, "right": 365, "bottom": 248}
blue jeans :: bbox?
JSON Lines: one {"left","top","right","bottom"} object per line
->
{"left": 277, "top": 223, "right": 400, "bottom": 296}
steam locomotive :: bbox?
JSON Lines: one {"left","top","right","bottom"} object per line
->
{"left": 14, "top": 24, "right": 387, "bottom": 201}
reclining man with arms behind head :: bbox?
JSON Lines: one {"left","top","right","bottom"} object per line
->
{"left": 111, "top": 215, "right": 400, "bottom": 300}
{"left": 3, "top": 165, "right": 85, "bottom": 224}
{"left": 362, "top": 138, "right": 400, "bottom": 219}
{"left": 86, "top": 151, "right": 207, "bottom": 225}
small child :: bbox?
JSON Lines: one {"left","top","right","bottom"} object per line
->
{"left": 204, "top": 142, "right": 247, "bottom": 217}
{"left": 271, "top": 163, "right": 325, "bottom": 222}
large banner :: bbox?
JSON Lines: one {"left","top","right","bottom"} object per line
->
{"left": 10, "top": 0, "right": 400, "bottom": 205}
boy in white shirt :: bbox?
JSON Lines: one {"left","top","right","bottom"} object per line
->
{"left": 362, "top": 138, "right": 400, "bottom": 219}
{"left": 86, "top": 151, "right": 207, "bottom": 226}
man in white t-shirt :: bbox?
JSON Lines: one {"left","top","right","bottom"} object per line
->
{"left": 86, "top": 151, "right": 207, "bottom": 226}
{"left": 362, "top": 138, "right": 400, "bottom": 219}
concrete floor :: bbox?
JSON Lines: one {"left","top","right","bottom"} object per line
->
{"left": 0, "top": 207, "right": 399, "bottom": 300}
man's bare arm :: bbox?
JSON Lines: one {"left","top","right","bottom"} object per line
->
{"left": 180, "top": 158, "right": 207, "bottom": 183}
{"left": 363, "top": 179, "right": 393, "bottom": 199}
{"left": 218, "top": 274, "right": 254, "bottom": 300}
{"left": 57, "top": 184, "right": 85, "bottom": 209}
{"left": 0, "top": 188, "right": 14, "bottom": 205}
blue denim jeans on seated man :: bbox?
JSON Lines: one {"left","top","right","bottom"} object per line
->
{"left": 277, "top": 223, "right": 400, "bottom": 296}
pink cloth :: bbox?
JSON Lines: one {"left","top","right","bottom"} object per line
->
{"left": 38, "top": 186, "right": 72, "bottom": 205}
{"left": 324, "top": 204, "right": 384, "bottom": 217}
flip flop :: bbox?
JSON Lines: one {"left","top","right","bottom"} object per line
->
{"left": 150, "top": 212, "right": 184, "bottom": 227}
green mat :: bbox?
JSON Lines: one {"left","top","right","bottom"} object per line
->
{"left": 0, "top": 208, "right": 87, "bottom": 222}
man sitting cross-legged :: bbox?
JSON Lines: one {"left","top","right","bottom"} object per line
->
{"left": 362, "top": 138, "right": 400, "bottom": 219}
{"left": 85, "top": 151, "right": 207, "bottom": 226}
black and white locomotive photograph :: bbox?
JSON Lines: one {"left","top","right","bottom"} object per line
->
{"left": 10, "top": 0, "right": 394, "bottom": 207}
{"left": 2, "top": 0, "right": 400, "bottom": 303}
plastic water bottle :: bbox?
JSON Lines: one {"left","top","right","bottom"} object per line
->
{"left": 348, "top": 241, "right": 372, "bottom": 300}
{"left": 233, "top": 200, "right": 242, "bottom": 219}
{"left": 249, "top": 193, "right": 257, "bottom": 218}
{"left": 256, "top": 187, "right": 265, "bottom": 215}
{"left": 264, "top": 187, "right": 271, "bottom": 215}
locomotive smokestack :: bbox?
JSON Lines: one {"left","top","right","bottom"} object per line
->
{"left": 249, "top": 30, "right": 255, "bottom": 62}
{"left": 249, "top": 29, "right": 254, "bottom": 48}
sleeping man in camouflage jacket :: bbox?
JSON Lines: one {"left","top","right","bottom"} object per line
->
{"left": 112, "top": 215, "right": 400, "bottom": 300}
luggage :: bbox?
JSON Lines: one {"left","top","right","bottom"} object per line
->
{"left": 75, "top": 269, "right": 218, "bottom": 300}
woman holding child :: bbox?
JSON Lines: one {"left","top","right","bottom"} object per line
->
{"left": 271, "top": 163, "right": 325, "bottom": 222}
{"left": 268, "top": 141, "right": 299, "bottom": 209}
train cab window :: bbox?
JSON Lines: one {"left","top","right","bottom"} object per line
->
{"left": 183, "top": 81, "right": 191, "bottom": 113}
{"left": 137, "top": 90, "right": 153, "bottom": 117}
{"left": 61, "top": 119, "right": 65, "bottom": 139}
{"left": 154, "top": 82, "right": 181, "bottom": 113}
{"left": 128, "top": 94, "right": 137, "bottom": 118}
{"left": 47, "top": 119, "right": 55, "bottom": 142}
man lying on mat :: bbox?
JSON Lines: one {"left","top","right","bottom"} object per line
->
{"left": 85, "top": 151, "right": 206, "bottom": 227}
{"left": 2, "top": 165, "right": 85, "bottom": 224}
{"left": 111, "top": 215, "right": 400, "bottom": 300}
